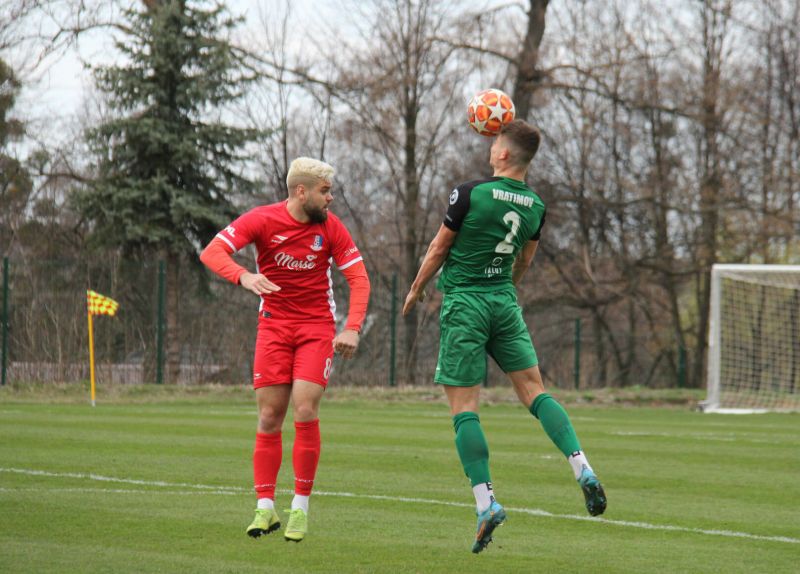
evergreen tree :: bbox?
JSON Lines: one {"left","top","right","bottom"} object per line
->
{"left": 0, "top": 58, "right": 31, "bottom": 252}
{"left": 76, "top": 0, "right": 261, "bottom": 382}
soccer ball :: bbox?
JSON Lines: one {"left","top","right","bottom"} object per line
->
{"left": 467, "top": 88, "right": 516, "bottom": 137}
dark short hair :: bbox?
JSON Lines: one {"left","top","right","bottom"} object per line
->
{"left": 499, "top": 120, "right": 541, "bottom": 166}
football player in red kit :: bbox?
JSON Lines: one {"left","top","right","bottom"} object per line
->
{"left": 200, "top": 157, "right": 370, "bottom": 542}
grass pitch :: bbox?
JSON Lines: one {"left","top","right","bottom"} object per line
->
{"left": 0, "top": 389, "right": 797, "bottom": 573}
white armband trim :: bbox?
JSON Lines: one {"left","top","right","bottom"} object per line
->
{"left": 215, "top": 233, "right": 236, "bottom": 252}
{"left": 338, "top": 256, "right": 363, "bottom": 271}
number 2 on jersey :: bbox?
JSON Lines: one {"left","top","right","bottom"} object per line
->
{"left": 495, "top": 211, "right": 520, "bottom": 254}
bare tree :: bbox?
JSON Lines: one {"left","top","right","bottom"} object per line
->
{"left": 512, "top": 0, "right": 550, "bottom": 120}
{"left": 320, "top": 0, "right": 466, "bottom": 383}
{"left": 690, "top": 0, "right": 731, "bottom": 387}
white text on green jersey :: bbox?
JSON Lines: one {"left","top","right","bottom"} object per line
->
{"left": 492, "top": 189, "right": 534, "bottom": 207}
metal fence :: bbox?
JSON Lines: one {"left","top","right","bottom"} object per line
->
{"left": 0, "top": 255, "right": 687, "bottom": 389}
{"left": 0, "top": 255, "right": 432, "bottom": 387}
{"left": 0, "top": 254, "right": 253, "bottom": 386}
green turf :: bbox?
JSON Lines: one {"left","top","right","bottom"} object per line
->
{"left": 0, "top": 396, "right": 797, "bottom": 573}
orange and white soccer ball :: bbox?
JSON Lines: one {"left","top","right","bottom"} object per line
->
{"left": 467, "top": 88, "right": 516, "bottom": 137}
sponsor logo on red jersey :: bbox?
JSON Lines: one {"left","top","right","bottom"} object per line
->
{"left": 274, "top": 252, "right": 317, "bottom": 270}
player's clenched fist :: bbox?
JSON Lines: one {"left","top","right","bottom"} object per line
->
{"left": 333, "top": 329, "right": 360, "bottom": 360}
{"left": 239, "top": 272, "right": 281, "bottom": 295}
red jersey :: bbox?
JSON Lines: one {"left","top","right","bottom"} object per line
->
{"left": 215, "top": 201, "right": 362, "bottom": 322}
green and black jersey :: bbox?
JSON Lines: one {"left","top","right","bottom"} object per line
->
{"left": 436, "top": 176, "right": 546, "bottom": 293}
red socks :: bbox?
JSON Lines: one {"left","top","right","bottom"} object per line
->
{"left": 253, "top": 432, "right": 282, "bottom": 499}
{"left": 253, "top": 420, "right": 321, "bottom": 499}
{"left": 293, "top": 419, "right": 321, "bottom": 496}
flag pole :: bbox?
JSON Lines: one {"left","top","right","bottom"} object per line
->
{"left": 87, "top": 309, "right": 96, "bottom": 407}
{"left": 86, "top": 289, "right": 118, "bottom": 406}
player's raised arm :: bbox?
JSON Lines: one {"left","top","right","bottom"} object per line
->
{"left": 402, "top": 224, "right": 458, "bottom": 316}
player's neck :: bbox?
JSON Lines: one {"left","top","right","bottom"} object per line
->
{"left": 285, "top": 199, "right": 310, "bottom": 223}
{"left": 492, "top": 166, "right": 527, "bottom": 182}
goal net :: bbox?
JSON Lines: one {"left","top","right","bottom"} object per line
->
{"left": 704, "top": 264, "right": 800, "bottom": 413}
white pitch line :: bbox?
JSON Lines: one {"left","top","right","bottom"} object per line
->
{"left": 0, "top": 467, "right": 244, "bottom": 492}
{"left": 1, "top": 467, "right": 797, "bottom": 545}
{"left": 0, "top": 487, "right": 244, "bottom": 496}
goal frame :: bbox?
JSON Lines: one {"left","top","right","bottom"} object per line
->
{"left": 703, "top": 264, "right": 800, "bottom": 413}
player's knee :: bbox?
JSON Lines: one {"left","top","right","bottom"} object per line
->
{"left": 293, "top": 403, "right": 319, "bottom": 422}
{"left": 258, "top": 406, "right": 285, "bottom": 433}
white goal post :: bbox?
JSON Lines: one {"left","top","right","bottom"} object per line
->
{"left": 703, "top": 264, "right": 800, "bottom": 413}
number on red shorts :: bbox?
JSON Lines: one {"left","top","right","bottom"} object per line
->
{"left": 323, "top": 358, "right": 332, "bottom": 380}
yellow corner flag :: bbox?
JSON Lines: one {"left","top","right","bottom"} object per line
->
{"left": 86, "top": 290, "right": 119, "bottom": 407}
{"left": 87, "top": 290, "right": 119, "bottom": 316}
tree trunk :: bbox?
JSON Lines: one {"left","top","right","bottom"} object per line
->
{"left": 512, "top": 0, "right": 550, "bottom": 120}
{"left": 402, "top": 100, "right": 420, "bottom": 385}
{"left": 648, "top": 104, "right": 688, "bottom": 384}
{"left": 692, "top": 1, "right": 729, "bottom": 389}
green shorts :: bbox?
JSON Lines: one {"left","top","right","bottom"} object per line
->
{"left": 434, "top": 288, "right": 538, "bottom": 386}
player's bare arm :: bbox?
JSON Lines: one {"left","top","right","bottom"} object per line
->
{"left": 403, "top": 224, "right": 458, "bottom": 316}
{"left": 512, "top": 239, "right": 539, "bottom": 285}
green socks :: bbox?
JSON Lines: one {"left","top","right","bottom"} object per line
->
{"left": 452, "top": 398, "right": 580, "bottom": 487}
{"left": 530, "top": 393, "right": 581, "bottom": 457}
{"left": 452, "top": 411, "right": 491, "bottom": 486}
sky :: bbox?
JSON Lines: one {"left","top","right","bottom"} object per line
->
{"left": 6, "top": 0, "right": 324, "bottom": 134}
{"left": 8, "top": 0, "right": 510, "bottom": 130}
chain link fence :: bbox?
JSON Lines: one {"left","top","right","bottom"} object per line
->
{"left": 1, "top": 255, "right": 686, "bottom": 389}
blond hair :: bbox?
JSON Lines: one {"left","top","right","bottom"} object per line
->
{"left": 286, "top": 157, "right": 335, "bottom": 192}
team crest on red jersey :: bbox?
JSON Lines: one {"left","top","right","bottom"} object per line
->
{"left": 311, "top": 234, "right": 324, "bottom": 251}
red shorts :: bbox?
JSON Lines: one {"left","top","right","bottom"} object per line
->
{"left": 253, "top": 316, "right": 335, "bottom": 388}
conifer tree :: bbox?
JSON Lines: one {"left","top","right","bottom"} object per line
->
{"left": 77, "top": 0, "right": 261, "bottom": 382}
{"left": 0, "top": 58, "right": 31, "bottom": 251}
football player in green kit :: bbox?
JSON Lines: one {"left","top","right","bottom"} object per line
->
{"left": 403, "top": 119, "right": 606, "bottom": 554}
